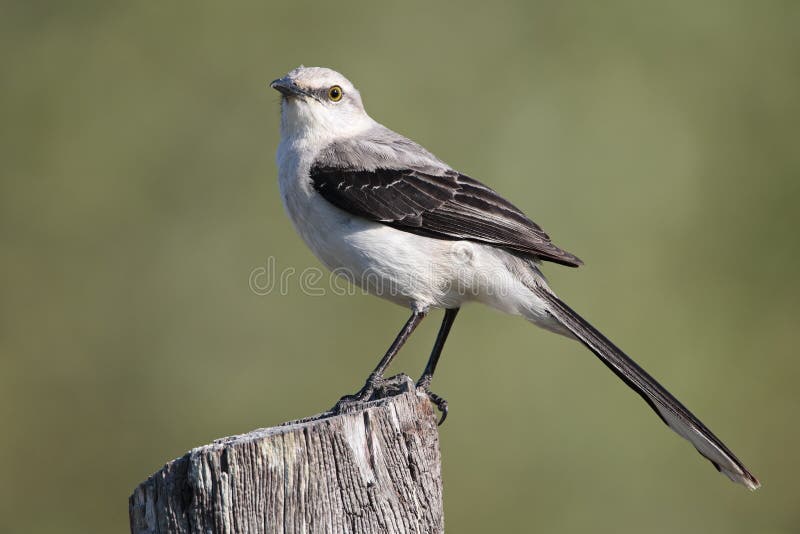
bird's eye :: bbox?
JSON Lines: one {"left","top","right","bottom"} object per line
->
{"left": 328, "top": 85, "right": 343, "bottom": 102}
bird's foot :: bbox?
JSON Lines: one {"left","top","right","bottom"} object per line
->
{"left": 332, "top": 372, "right": 384, "bottom": 415}
{"left": 417, "top": 376, "right": 448, "bottom": 425}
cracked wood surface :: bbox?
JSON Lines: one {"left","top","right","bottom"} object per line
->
{"left": 129, "top": 376, "right": 443, "bottom": 534}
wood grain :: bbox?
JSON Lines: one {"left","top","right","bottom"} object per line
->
{"left": 129, "top": 375, "right": 443, "bottom": 533}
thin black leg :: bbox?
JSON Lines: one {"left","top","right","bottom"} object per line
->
{"left": 370, "top": 308, "right": 428, "bottom": 379}
{"left": 418, "top": 308, "right": 459, "bottom": 385}
{"left": 334, "top": 309, "right": 427, "bottom": 412}
{"left": 417, "top": 308, "right": 459, "bottom": 425}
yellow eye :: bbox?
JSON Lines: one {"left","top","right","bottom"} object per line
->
{"left": 328, "top": 85, "right": 343, "bottom": 102}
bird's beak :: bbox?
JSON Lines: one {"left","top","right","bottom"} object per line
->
{"left": 270, "top": 77, "right": 309, "bottom": 99}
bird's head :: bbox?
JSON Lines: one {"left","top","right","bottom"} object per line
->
{"left": 271, "top": 66, "right": 373, "bottom": 141}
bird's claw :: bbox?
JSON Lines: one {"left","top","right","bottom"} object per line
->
{"left": 333, "top": 373, "right": 448, "bottom": 425}
{"left": 332, "top": 372, "right": 382, "bottom": 414}
{"left": 427, "top": 391, "right": 449, "bottom": 426}
{"left": 417, "top": 377, "right": 449, "bottom": 425}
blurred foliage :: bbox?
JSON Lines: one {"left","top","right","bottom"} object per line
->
{"left": 1, "top": 1, "right": 798, "bottom": 532}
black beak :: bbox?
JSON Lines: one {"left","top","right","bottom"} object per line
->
{"left": 270, "top": 77, "right": 308, "bottom": 99}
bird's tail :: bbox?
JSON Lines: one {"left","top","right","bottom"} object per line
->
{"left": 530, "top": 285, "right": 760, "bottom": 490}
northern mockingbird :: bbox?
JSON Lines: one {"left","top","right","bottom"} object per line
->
{"left": 270, "top": 66, "right": 759, "bottom": 490}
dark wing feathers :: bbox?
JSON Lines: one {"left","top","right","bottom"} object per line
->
{"left": 310, "top": 164, "right": 582, "bottom": 267}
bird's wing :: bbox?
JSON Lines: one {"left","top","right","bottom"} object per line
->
{"left": 309, "top": 129, "right": 582, "bottom": 267}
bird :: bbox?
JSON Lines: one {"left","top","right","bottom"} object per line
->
{"left": 269, "top": 65, "right": 759, "bottom": 490}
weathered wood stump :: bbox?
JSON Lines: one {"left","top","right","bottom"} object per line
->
{"left": 129, "top": 375, "right": 443, "bottom": 534}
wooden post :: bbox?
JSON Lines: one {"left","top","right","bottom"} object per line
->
{"left": 129, "top": 375, "right": 443, "bottom": 534}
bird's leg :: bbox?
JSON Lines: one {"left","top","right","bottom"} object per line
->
{"left": 333, "top": 309, "right": 427, "bottom": 413}
{"left": 417, "top": 308, "right": 459, "bottom": 425}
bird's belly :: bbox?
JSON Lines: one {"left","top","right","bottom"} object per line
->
{"left": 283, "top": 185, "right": 476, "bottom": 309}
{"left": 283, "top": 190, "right": 546, "bottom": 318}
{"left": 293, "top": 198, "right": 451, "bottom": 307}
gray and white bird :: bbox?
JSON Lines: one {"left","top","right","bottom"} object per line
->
{"left": 270, "top": 66, "right": 759, "bottom": 490}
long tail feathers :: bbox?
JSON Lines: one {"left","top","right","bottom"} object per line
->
{"left": 533, "top": 286, "right": 760, "bottom": 490}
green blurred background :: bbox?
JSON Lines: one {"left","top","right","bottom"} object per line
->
{"left": 2, "top": 1, "right": 798, "bottom": 532}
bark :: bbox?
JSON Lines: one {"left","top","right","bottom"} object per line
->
{"left": 129, "top": 375, "right": 443, "bottom": 534}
